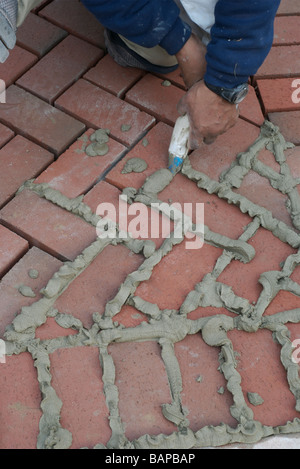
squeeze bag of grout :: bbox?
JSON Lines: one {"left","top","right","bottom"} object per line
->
{"left": 168, "top": 114, "right": 190, "bottom": 175}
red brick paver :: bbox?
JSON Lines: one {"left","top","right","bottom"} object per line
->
{"left": 0, "top": 123, "right": 14, "bottom": 148}
{"left": 109, "top": 341, "right": 178, "bottom": 441}
{"left": 55, "top": 78, "right": 156, "bottom": 146}
{"left": 35, "top": 129, "right": 126, "bottom": 198}
{"left": 218, "top": 227, "right": 296, "bottom": 304}
{"left": 0, "top": 353, "right": 42, "bottom": 449}
{"left": 39, "top": 0, "right": 106, "bottom": 48}
{"left": 273, "top": 16, "right": 300, "bottom": 46}
{"left": 135, "top": 239, "right": 224, "bottom": 311}
{"left": 175, "top": 334, "right": 236, "bottom": 430}
{"left": 0, "top": 189, "right": 97, "bottom": 261}
{"left": 0, "top": 225, "right": 28, "bottom": 278}
{"left": 257, "top": 78, "right": 300, "bottom": 114}
{"left": 277, "top": 0, "right": 300, "bottom": 16}
{"left": 188, "top": 119, "right": 261, "bottom": 181}
{"left": 0, "top": 135, "right": 54, "bottom": 208}
{"left": 255, "top": 45, "right": 300, "bottom": 79}
{"left": 0, "top": 246, "right": 62, "bottom": 336}
{"left": 50, "top": 346, "right": 111, "bottom": 449}
{"left": 84, "top": 54, "right": 145, "bottom": 98}
{"left": 16, "top": 12, "right": 68, "bottom": 57}
{"left": 229, "top": 328, "right": 298, "bottom": 427}
{"left": 268, "top": 111, "right": 300, "bottom": 145}
{"left": 53, "top": 243, "right": 144, "bottom": 329}
{"left": 106, "top": 122, "right": 173, "bottom": 190}
{"left": 125, "top": 73, "right": 185, "bottom": 126}
{"left": 0, "top": 85, "right": 85, "bottom": 155}
{"left": 17, "top": 35, "right": 103, "bottom": 103}
{"left": 0, "top": 46, "right": 37, "bottom": 87}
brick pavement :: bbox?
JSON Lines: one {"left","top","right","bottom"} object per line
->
{"left": 1, "top": 0, "right": 300, "bottom": 450}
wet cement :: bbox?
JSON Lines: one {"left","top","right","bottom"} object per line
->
{"left": 3, "top": 121, "right": 300, "bottom": 449}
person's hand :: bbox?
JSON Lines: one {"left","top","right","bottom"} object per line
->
{"left": 0, "top": 5, "right": 17, "bottom": 63}
{"left": 175, "top": 33, "right": 206, "bottom": 89}
{"left": 177, "top": 80, "right": 239, "bottom": 147}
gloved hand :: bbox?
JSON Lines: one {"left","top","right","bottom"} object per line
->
{"left": 0, "top": 0, "right": 17, "bottom": 63}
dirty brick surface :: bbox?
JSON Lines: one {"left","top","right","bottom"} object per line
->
{"left": 1, "top": 0, "right": 300, "bottom": 450}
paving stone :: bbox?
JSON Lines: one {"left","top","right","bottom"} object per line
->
{"left": 0, "top": 246, "right": 62, "bottom": 337}
{"left": 218, "top": 227, "right": 295, "bottom": 304}
{"left": 135, "top": 239, "right": 223, "bottom": 311}
{"left": 229, "top": 328, "right": 300, "bottom": 427}
{"left": 108, "top": 341, "right": 177, "bottom": 441}
{"left": 255, "top": 45, "right": 300, "bottom": 79}
{"left": 277, "top": 0, "right": 300, "bottom": 15}
{"left": 125, "top": 73, "right": 185, "bottom": 126}
{"left": 55, "top": 79, "right": 156, "bottom": 146}
{"left": 106, "top": 122, "right": 173, "bottom": 190}
{"left": 0, "top": 241, "right": 76, "bottom": 340}
{"left": 16, "top": 12, "right": 68, "bottom": 57}
{"left": 83, "top": 178, "right": 123, "bottom": 213}
{"left": 84, "top": 54, "right": 145, "bottom": 98}
{"left": 0, "top": 352, "right": 42, "bottom": 449}
{"left": 53, "top": 243, "right": 144, "bottom": 329}
{"left": 268, "top": 111, "right": 300, "bottom": 146}
{"left": 0, "top": 123, "right": 14, "bottom": 148}
{"left": 39, "top": 0, "right": 106, "bottom": 48}
{"left": 83, "top": 179, "right": 123, "bottom": 214}
{"left": 0, "top": 135, "right": 54, "bottom": 208}
{"left": 49, "top": 346, "right": 111, "bottom": 449}
{"left": 188, "top": 119, "right": 261, "bottom": 182}
{"left": 17, "top": 35, "right": 103, "bottom": 103}
{"left": 35, "top": 129, "right": 126, "bottom": 198}
{"left": 0, "top": 189, "right": 97, "bottom": 261}
{"left": 0, "top": 46, "right": 37, "bottom": 87}
{"left": 273, "top": 16, "right": 300, "bottom": 46}
{"left": 175, "top": 334, "right": 236, "bottom": 431}
{"left": 0, "top": 225, "right": 28, "bottom": 279}
{"left": 0, "top": 85, "right": 86, "bottom": 156}
{"left": 257, "top": 78, "right": 300, "bottom": 113}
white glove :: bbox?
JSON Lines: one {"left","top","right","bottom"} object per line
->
{"left": 0, "top": 0, "right": 17, "bottom": 63}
